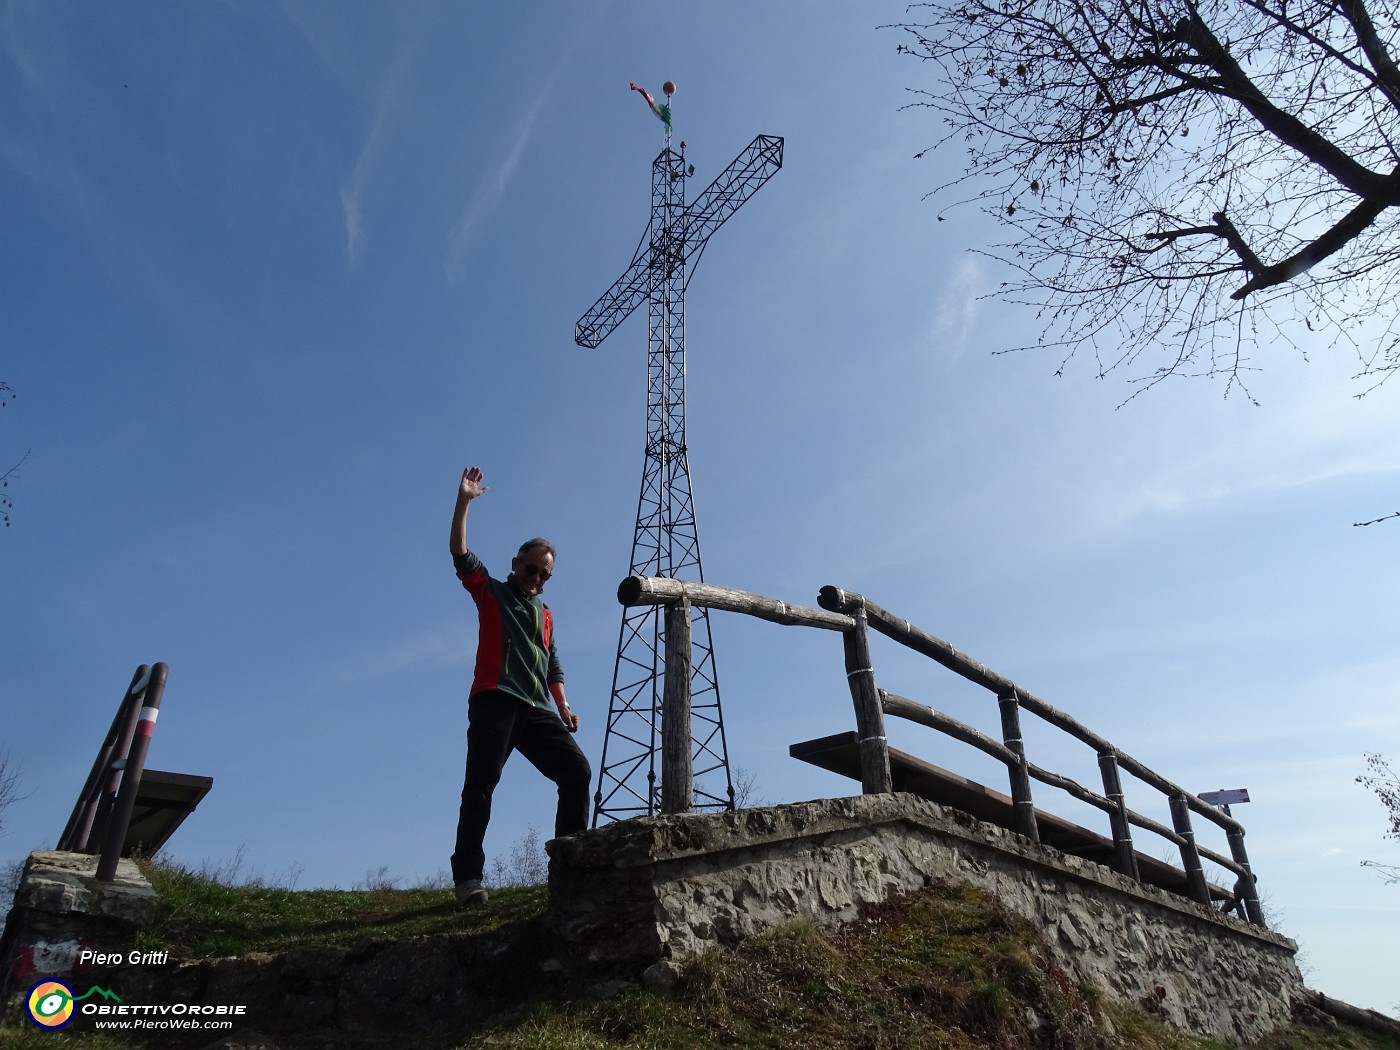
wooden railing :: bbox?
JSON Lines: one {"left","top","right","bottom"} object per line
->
{"left": 617, "top": 575, "right": 1266, "bottom": 928}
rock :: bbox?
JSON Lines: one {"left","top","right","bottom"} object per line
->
{"left": 642, "top": 959, "right": 683, "bottom": 991}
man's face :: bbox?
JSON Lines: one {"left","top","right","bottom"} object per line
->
{"left": 512, "top": 548, "right": 554, "bottom": 597}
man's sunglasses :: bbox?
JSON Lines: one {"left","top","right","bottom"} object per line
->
{"left": 517, "top": 562, "right": 552, "bottom": 582}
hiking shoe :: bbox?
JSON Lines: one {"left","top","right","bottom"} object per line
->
{"left": 455, "top": 880, "right": 488, "bottom": 906}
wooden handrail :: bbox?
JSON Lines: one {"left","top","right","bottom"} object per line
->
{"left": 620, "top": 575, "right": 853, "bottom": 631}
{"left": 620, "top": 575, "right": 1265, "bottom": 926}
{"left": 820, "top": 588, "right": 1246, "bottom": 832}
{"left": 881, "top": 689, "right": 1250, "bottom": 881}
{"left": 823, "top": 584, "right": 1262, "bottom": 924}
{"left": 880, "top": 691, "right": 1014, "bottom": 765}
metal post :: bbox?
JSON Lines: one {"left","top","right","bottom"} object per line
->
{"left": 998, "top": 690, "right": 1039, "bottom": 842}
{"left": 58, "top": 665, "right": 149, "bottom": 853}
{"left": 842, "top": 607, "right": 892, "bottom": 794}
{"left": 1097, "top": 748, "right": 1139, "bottom": 881}
{"left": 1169, "top": 793, "right": 1212, "bottom": 907}
{"left": 96, "top": 662, "right": 168, "bottom": 881}
{"left": 661, "top": 597, "right": 694, "bottom": 814}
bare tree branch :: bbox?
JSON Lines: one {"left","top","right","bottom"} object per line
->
{"left": 1, "top": 381, "right": 27, "bottom": 528}
{"left": 1353, "top": 510, "right": 1400, "bottom": 526}
{"left": 1358, "top": 753, "right": 1400, "bottom": 882}
{"left": 1, "top": 448, "right": 30, "bottom": 529}
{"left": 0, "top": 749, "right": 29, "bottom": 840}
{"left": 891, "top": 0, "right": 1400, "bottom": 392}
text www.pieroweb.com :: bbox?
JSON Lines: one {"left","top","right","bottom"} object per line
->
{"left": 87, "top": 1003, "right": 244, "bottom": 1031}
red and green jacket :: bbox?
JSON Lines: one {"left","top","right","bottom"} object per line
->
{"left": 453, "top": 549, "right": 563, "bottom": 711}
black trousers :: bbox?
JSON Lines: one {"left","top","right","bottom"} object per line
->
{"left": 451, "top": 690, "right": 592, "bottom": 884}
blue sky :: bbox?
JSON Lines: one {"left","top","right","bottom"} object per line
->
{"left": 2, "top": 0, "right": 1397, "bottom": 1015}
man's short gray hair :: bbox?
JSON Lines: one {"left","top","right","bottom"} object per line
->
{"left": 517, "top": 537, "right": 556, "bottom": 559}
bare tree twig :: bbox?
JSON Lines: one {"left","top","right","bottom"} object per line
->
{"left": 0, "top": 749, "right": 30, "bottom": 840}
{"left": 1358, "top": 753, "right": 1400, "bottom": 882}
{"left": 1, "top": 447, "right": 30, "bottom": 529}
{"left": 1, "top": 381, "right": 27, "bottom": 528}
{"left": 1353, "top": 510, "right": 1400, "bottom": 526}
{"left": 891, "top": 0, "right": 1400, "bottom": 394}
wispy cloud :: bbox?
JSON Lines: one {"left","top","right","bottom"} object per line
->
{"left": 339, "top": 185, "right": 367, "bottom": 267}
{"left": 931, "top": 255, "right": 986, "bottom": 365}
{"left": 1, "top": 0, "right": 46, "bottom": 88}
{"left": 441, "top": 12, "right": 598, "bottom": 285}
{"left": 322, "top": 625, "right": 468, "bottom": 688}
{"left": 1092, "top": 371, "right": 1400, "bottom": 532}
{"left": 324, "top": 4, "right": 440, "bottom": 271}
{"left": 443, "top": 83, "right": 552, "bottom": 284}
{"left": 339, "top": 63, "right": 406, "bottom": 269}
{"left": 1, "top": 3, "right": 93, "bottom": 198}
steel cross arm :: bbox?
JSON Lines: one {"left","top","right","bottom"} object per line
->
{"left": 680, "top": 134, "right": 783, "bottom": 256}
{"left": 574, "top": 252, "right": 650, "bottom": 349}
{"left": 573, "top": 134, "right": 784, "bottom": 349}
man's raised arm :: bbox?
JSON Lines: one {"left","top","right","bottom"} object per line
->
{"left": 450, "top": 466, "right": 489, "bottom": 558}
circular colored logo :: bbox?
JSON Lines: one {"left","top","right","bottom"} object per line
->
{"left": 27, "top": 980, "right": 76, "bottom": 1029}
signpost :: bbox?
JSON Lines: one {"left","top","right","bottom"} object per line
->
{"left": 1199, "top": 787, "right": 1250, "bottom": 816}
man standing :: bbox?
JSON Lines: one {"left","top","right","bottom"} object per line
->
{"left": 449, "top": 465, "right": 591, "bottom": 905}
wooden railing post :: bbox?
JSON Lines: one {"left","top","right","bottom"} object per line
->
{"left": 843, "top": 607, "right": 893, "bottom": 794}
{"left": 1169, "top": 793, "right": 1212, "bottom": 907}
{"left": 661, "top": 597, "right": 694, "bottom": 814}
{"left": 1097, "top": 748, "right": 1140, "bottom": 881}
{"left": 1226, "top": 828, "right": 1265, "bottom": 927}
{"left": 997, "top": 690, "right": 1040, "bottom": 842}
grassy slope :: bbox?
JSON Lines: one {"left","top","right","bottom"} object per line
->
{"left": 458, "top": 883, "right": 1397, "bottom": 1050}
{"left": 134, "top": 859, "right": 549, "bottom": 958}
{"left": 0, "top": 864, "right": 1395, "bottom": 1050}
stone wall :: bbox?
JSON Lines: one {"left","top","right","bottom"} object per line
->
{"left": 547, "top": 793, "right": 1305, "bottom": 1046}
{"left": 0, "top": 851, "right": 566, "bottom": 1041}
{"left": 3, "top": 795, "right": 1308, "bottom": 1046}
{"left": 0, "top": 849, "right": 158, "bottom": 1008}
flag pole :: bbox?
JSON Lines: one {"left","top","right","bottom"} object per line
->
{"left": 662, "top": 81, "right": 675, "bottom": 151}
{"left": 629, "top": 81, "right": 676, "bottom": 148}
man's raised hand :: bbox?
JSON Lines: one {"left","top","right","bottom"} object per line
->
{"left": 460, "top": 466, "right": 489, "bottom": 501}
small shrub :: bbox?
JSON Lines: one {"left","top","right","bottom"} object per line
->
{"left": 353, "top": 865, "right": 401, "bottom": 891}
{"left": 486, "top": 826, "right": 548, "bottom": 888}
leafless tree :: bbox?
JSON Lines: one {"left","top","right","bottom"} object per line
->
{"left": 1, "top": 381, "right": 29, "bottom": 527}
{"left": 731, "top": 767, "right": 768, "bottom": 809}
{"left": 485, "top": 825, "right": 548, "bottom": 888}
{"left": 1358, "top": 753, "right": 1400, "bottom": 884}
{"left": 0, "top": 751, "right": 29, "bottom": 921}
{"left": 0, "top": 749, "right": 25, "bottom": 840}
{"left": 892, "top": 0, "right": 1400, "bottom": 400}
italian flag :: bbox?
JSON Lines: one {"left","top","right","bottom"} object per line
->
{"left": 629, "top": 83, "right": 672, "bottom": 131}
